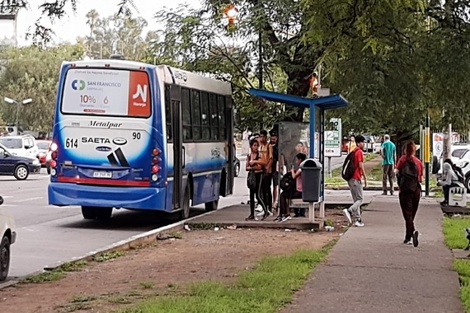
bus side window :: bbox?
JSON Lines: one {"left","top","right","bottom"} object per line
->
{"left": 218, "top": 95, "right": 226, "bottom": 140}
{"left": 182, "top": 88, "right": 192, "bottom": 141}
{"left": 191, "top": 90, "right": 202, "bottom": 141}
{"left": 165, "top": 85, "right": 172, "bottom": 141}
{"left": 210, "top": 93, "right": 219, "bottom": 140}
{"left": 201, "top": 92, "right": 211, "bottom": 140}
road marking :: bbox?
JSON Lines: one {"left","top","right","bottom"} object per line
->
{"left": 14, "top": 197, "right": 44, "bottom": 203}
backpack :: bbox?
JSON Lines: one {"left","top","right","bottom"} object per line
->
{"left": 342, "top": 150, "right": 356, "bottom": 181}
{"left": 399, "top": 159, "right": 419, "bottom": 192}
{"left": 453, "top": 164, "right": 465, "bottom": 184}
{"left": 280, "top": 172, "right": 296, "bottom": 193}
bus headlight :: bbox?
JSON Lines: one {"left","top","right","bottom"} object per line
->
{"left": 51, "top": 168, "right": 57, "bottom": 176}
{"left": 151, "top": 174, "right": 158, "bottom": 181}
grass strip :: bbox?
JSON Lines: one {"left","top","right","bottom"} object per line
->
{"left": 118, "top": 241, "right": 336, "bottom": 313}
{"left": 443, "top": 217, "right": 470, "bottom": 312}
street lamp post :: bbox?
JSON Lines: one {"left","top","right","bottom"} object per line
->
{"left": 4, "top": 97, "right": 33, "bottom": 128}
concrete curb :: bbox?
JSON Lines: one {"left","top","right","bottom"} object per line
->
{"left": 0, "top": 208, "right": 219, "bottom": 290}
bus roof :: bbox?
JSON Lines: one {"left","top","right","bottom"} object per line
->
{"left": 156, "top": 65, "right": 232, "bottom": 96}
{"left": 62, "top": 59, "right": 150, "bottom": 70}
{"left": 62, "top": 60, "right": 232, "bottom": 96}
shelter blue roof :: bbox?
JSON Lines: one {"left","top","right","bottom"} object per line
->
{"left": 248, "top": 88, "right": 349, "bottom": 110}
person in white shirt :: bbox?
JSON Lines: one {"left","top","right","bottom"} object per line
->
{"left": 437, "top": 159, "right": 461, "bottom": 206}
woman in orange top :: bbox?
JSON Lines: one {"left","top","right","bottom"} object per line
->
{"left": 395, "top": 141, "right": 423, "bottom": 247}
{"left": 245, "top": 139, "right": 267, "bottom": 220}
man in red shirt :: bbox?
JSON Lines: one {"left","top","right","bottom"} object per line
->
{"left": 343, "top": 135, "right": 368, "bottom": 227}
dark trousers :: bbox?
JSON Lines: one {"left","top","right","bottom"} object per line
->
{"left": 382, "top": 164, "right": 394, "bottom": 192}
{"left": 249, "top": 173, "right": 267, "bottom": 216}
{"left": 443, "top": 183, "right": 460, "bottom": 203}
{"left": 279, "top": 190, "right": 302, "bottom": 216}
{"left": 261, "top": 173, "right": 273, "bottom": 210}
{"left": 399, "top": 185, "right": 421, "bottom": 241}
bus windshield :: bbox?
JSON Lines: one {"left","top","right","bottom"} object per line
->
{"left": 61, "top": 68, "right": 151, "bottom": 118}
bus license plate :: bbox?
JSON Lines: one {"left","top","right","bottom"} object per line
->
{"left": 93, "top": 171, "right": 112, "bottom": 178}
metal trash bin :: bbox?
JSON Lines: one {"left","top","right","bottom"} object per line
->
{"left": 300, "top": 159, "right": 322, "bottom": 202}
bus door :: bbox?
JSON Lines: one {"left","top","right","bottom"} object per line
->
{"left": 170, "top": 84, "right": 184, "bottom": 209}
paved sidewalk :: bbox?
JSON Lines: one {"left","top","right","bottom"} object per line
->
{"left": 282, "top": 195, "right": 463, "bottom": 313}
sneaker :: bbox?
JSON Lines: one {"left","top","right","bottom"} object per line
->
{"left": 381, "top": 191, "right": 387, "bottom": 195}
{"left": 343, "top": 209, "right": 352, "bottom": 225}
{"left": 412, "top": 231, "right": 419, "bottom": 247}
{"left": 280, "top": 215, "right": 292, "bottom": 222}
{"left": 245, "top": 215, "right": 255, "bottom": 221}
{"left": 261, "top": 212, "right": 271, "bottom": 221}
{"left": 273, "top": 216, "right": 282, "bottom": 222}
{"left": 403, "top": 240, "right": 412, "bottom": 245}
{"left": 354, "top": 220, "right": 365, "bottom": 227}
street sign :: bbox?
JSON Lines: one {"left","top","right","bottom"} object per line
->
{"left": 325, "top": 118, "right": 342, "bottom": 157}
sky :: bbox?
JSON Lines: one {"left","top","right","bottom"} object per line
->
{"left": 0, "top": 0, "right": 201, "bottom": 46}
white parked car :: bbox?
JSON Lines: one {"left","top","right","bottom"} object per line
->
{"left": 0, "top": 135, "right": 39, "bottom": 159}
{"left": 0, "top": 196, "right": 16, "bottom": 281}
{"left": 433, "top": 144, "right": 470, "bottom": 176}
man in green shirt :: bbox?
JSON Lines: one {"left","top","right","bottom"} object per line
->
{"left": 381, "top": 134, "right": 397, "bottom": 195}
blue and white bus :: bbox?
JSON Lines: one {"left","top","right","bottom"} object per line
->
{"left": 48, "top": 59, "right": 234, "bottom": 220}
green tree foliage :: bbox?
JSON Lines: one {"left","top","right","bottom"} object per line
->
{"left": 78, "top": 9, "right": 156, "bottom": 61}
{"left": 0, "top": 0, "right": 136, "bottom": 43}
{"left": 3, "top": 0, "right": 470, "bottom": 138}
{"left": 0, "top": 44, "right": 86, "bottom": 132}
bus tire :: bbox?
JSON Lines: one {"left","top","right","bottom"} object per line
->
{"left": 81, "top": 206, "right": 113, "bottom": 220}
{"left": 180, "top": 185, "right": 191, "bottom": 220}
{"left": 205, "top": 199, "right": 219, "bottom": 212}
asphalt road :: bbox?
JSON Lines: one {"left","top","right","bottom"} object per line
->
{"left": 1, "top": 168, "right": 249, "bottom": 281}
{"left": 2, "top": 155, "right": 345, "bottom": 281}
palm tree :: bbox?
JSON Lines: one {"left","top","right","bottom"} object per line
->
{"left": 85, "top": 9, "right": 100, "bottom": 56}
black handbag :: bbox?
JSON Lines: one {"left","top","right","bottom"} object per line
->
{"left": 247, "top": 171, "right": 257, "bottom": 189}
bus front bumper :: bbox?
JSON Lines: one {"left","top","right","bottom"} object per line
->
{"left": 48, "top": 182, "right": 166, "bottom": 210}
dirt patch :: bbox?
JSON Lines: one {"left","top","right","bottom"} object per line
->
{"left": 0, "top": 211, "right": 347, "bottom": 313}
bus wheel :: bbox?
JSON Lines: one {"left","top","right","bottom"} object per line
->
{"left": 180, "top": 185, "right": 191, "bottom": 220}
{"left": 81, "top": 206, "right": 113, "bottom": 220}
{"left": 205, "top": 199, "right": 219, "bottom": 212}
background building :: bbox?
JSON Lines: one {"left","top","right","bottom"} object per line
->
{"left": 0, "top": 13, "right": 18, "bottom": 47}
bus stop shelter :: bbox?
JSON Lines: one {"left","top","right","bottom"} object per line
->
{"left": 248, "top": 88, "right": 349, "bottom": 214}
